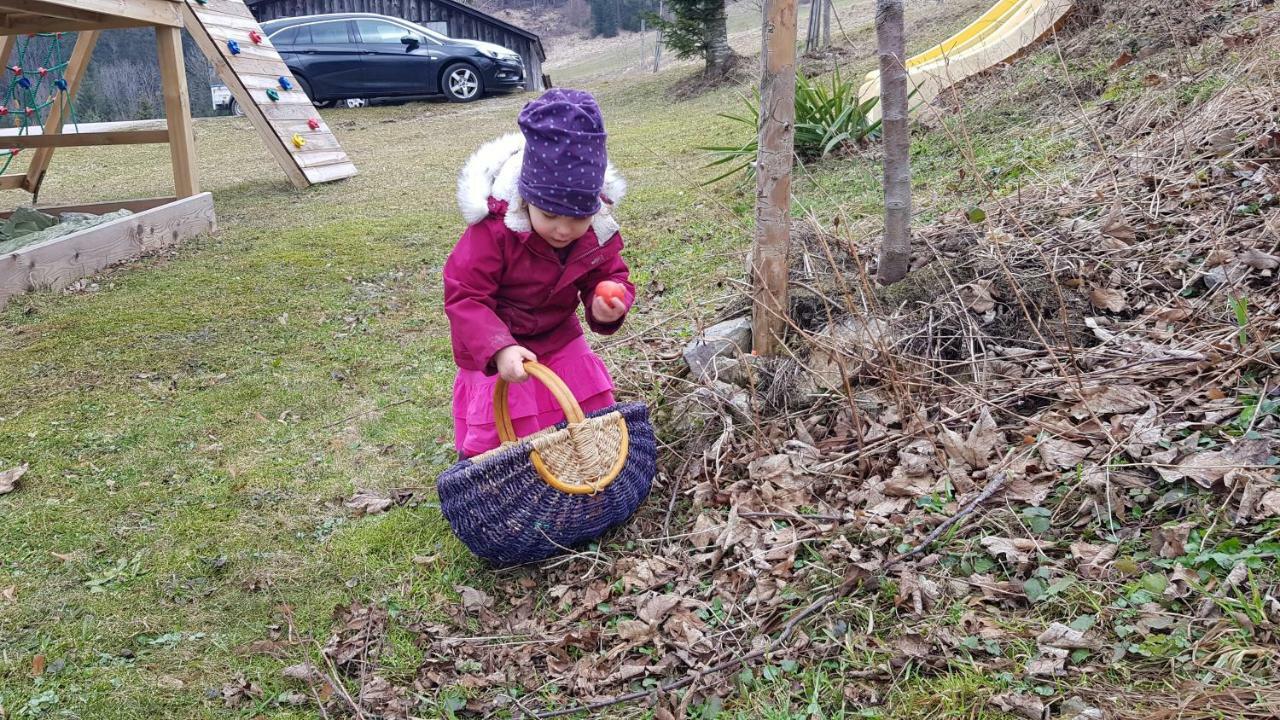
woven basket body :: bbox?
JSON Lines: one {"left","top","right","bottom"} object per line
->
{"left": 438, "top": 402, "right": 656, "bottom": 566}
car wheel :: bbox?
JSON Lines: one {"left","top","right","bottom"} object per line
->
{"left": 343, "top": 98, "right": 369, "bottom": 109}
{"left": 229, "top": 99, "right": 244, "bottom": 117}
{"left": 294, "top": 76, "right": 320, "bottom": 107}
{"left": 443, "top": 63, "right": 483, "bottom": 103}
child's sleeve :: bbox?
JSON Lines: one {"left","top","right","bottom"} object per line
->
{"left": 579, "top": 233, "right": 635, "bottom": 336}
{"left": 443, "top": 224, "right": 516, "bottom": 373}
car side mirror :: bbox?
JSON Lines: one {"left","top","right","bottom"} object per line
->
{"left": 401, "top": 36, "right": 420, "bottom": 51}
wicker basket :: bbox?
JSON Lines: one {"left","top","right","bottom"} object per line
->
{"left": 437, "top": 362, "right": 656, "bottom": 566}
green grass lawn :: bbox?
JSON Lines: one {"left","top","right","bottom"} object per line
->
{"left": 0, "top": 5, "right": 1095, "bottom": 715}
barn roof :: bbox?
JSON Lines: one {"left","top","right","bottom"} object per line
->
{"left": 245, "top": 0, "right": 545, "bottom": 61}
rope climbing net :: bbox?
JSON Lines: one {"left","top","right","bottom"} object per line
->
{"left": 1, "top": 32, "right": 78, "bottom": 175}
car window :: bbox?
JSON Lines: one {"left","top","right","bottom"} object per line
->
{"left": 270, "top": 26, "right": 299, "bottom": 46}
{"left": 309, "top": 20, "right": 351, "bottom": 44}
{"left": 290, "top": 24, "right": 312, "bottom": 44}
{"left": 356, "top": 19, "right": 414, "bottom": 45}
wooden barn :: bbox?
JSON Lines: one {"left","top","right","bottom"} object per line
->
{"left": 245, "top": 0, "right": 547, "bottom": 90}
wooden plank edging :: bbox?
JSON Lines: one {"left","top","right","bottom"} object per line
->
{"left": 0, "top": 193, "right": 216, "bottom": 310}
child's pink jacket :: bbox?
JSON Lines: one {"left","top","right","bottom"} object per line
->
{"left": 443, "top": 133, "right": 635, "bottom": 374}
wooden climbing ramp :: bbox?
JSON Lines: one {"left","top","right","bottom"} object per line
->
{"left": 181, "top": 0, "right": 357, "bottom": 188}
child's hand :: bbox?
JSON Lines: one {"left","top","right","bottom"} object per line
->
{"left": 592, "top": 295, "right": 628, "bottom": 324}
{"left": 495, "top": 345, "right": 537, "bottom": 383}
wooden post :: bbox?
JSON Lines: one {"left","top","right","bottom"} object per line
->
{"left": 652, "top": 0, "right": 664, "bottom": 72}
{"left": 752, "top": 0, "right": 797, "bottom": 356}
{"left": 822, "top": 0, "right": 832, "bottom": 47}
{"left": 875, "top": 0, "right": 911, "bottom": 285}
{"left": 21, "top": 30, "right": 100, "bottom": 198}
{"left": 155, "top": 24, "right": 199, "bottom": 198}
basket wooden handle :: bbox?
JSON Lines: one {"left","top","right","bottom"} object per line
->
{"left": 493, "top": 361, "right": 627, "bottom": 495}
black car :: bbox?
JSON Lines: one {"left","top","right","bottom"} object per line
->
{"left": 260, "top": 13, "right": 526, "bottom": 105}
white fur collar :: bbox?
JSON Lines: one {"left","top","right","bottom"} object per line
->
{"left": 457, "top": 132, "right": 627, "bottom": 244}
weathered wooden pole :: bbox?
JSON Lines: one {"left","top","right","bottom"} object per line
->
{"left": 875, "top": 0, "right": 912, "bottom": 285}
{"left": 752, "top": 0, "right": 798, "bottom": 355}
{"left": 653, "top": 0, "right": 663, "bottom": 72}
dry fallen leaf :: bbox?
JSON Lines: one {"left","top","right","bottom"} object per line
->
{"left": 1088, "top": 287, "right": 1128, "bottom": 312}
{"left": 344, "top": 490, "right": 394, "bottom": 516}
{"left": 1038, "top": 437, "right": 1091, "bottom": 469}
{"left": 31, "top": 654, "right": 45, "bottom": 676}
{"left": 1100, "top": 204, "right": 1137, "bottom": 241}
{"left": 1109, "top": 50, "right": 1133, "bottom": 70}
{"left": 1164, "top": 438, "right": 1273, "bottom": 487}
{"left": 1068, "top": 384, "right": 1153, "bottom": 418}
{"left": 0, "top": 464, "right": 27, "bottom": 495}
{"left": 1240, "top": 248, "right": 1280, "bottom": 271}
{"left": 1070, "top": 542, "right": 1117, "bottom": 580}
{"left": 939, "top": 408, "right": 999, "bottom": 468}
{"left": 220, "top": 674, "right": 263, "bottom": 709}
{"left": 892, "top": 633, "right": 931, "bottom": 658}
{"left": 1026, "top": 646, "right": 1069, "bottom": 677}
{"left": 992, "top": 693, "right": 1047, "bottom": 720}
{"left": 1037, "top": 622, "right": 1099, "bottom": 650}
{"left": 282, "top": 662, "right": 326, "bottom": 685}
{"left": 981, "top": 537, "right": 1039, "bottom": 565}
{"left": 1151, "top": 523, "right": 1192, "bottom": 559}
{"left": 456, "top": 585, "right": 494, "bottom": 612}
{"left": 1260, "top": 489, "right": 1280, "bottom": 519}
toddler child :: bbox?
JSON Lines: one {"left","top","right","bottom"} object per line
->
{"left": 444, "top": 88, "right": 634, "bottom": 458}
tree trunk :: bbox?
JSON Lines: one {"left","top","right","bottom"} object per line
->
{"left": 875, "top": 0, "right": 911, "bottom": 285}
{"left": 653, "top": 0, "right": 664, "bottom": 72}
{"left": 752, "top": 0, "right": 797, "bottom": 356}
{"left": 704, "top": 0, "right": 734, "bottom": 76}
{"left": 822, "top": 0, "right": 831, "bottom": 47}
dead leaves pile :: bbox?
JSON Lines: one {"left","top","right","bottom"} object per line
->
{"left": 227, "top": 13, "right": 1280, "bottom": 718}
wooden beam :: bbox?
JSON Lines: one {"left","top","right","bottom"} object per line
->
{"left": 0, "top": 172, "right": 26, "bottom": 189}
{"left": 0, "top": 193, "right": 216, "bottom": 311}
{"left": 0, "top": 14, "right": 150, "bottom": 33}
{"left": 155, "top": 24, "right": 198, "bottom": 198}
{"left": 0, "top": 196, "right": 177, "bottom": 219}
{"left": 5, "top": 130, "right": 170, "bottom": 148}
{"left": 752, "top": 0, "right": 798, "bottom": 356}
{"left": 0, "top": 0, "right": 105, "bottom": 23}
{"left": 22, "top": 30, "right": 98, "bottom": 197}
{"left": 0, "top": 0, "right": 181, "bottom": 27}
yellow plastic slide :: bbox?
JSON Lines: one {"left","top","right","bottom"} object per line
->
{"left": 859, "top": 0, "right": 1074, "bottom": 121}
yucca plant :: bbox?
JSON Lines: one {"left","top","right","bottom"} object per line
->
{"left": 701, "top": 70, "right": 883, "bottom": 183}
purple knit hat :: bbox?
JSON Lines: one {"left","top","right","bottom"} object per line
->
{"left": 518, "top": 88, "right": 607, "bottom": 218}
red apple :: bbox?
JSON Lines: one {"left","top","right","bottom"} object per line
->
{"left": 596, "top": 281, "right": 626, "bottom": 305}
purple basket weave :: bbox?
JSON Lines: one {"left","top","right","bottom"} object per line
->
{"left": 437, "top": 402, "right": 656, "bottom": 567}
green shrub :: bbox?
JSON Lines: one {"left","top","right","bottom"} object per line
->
{"left": 702, "top": 70, "right": 882, "bottom": 183}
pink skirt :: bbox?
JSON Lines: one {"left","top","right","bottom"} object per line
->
{"left": 452, "top": 335, "right": 616, "bottom": 457}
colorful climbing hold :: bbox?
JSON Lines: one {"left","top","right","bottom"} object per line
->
{"left": 227, "top": 39, "right": 241, "bottom": 55}
{"left": 278, "top": 76, "right": 293, "bottom": 91}
{"left": 54, "top": 79, "right": 68, "bottom": 91}
{"left": 16, "top": 77, "right": 30, "bottom": 90}
{"left": 249, "top": 30, "right": 263, "bottom": 45}
{"left": 23, "top": 107, "right": 34, "bottom": 116}
{"left": 265, "top": 88, "right": 280, "bottom": 102}
{"left": 0, "top": 107, "right": 8, "bottom": 116}
{"left": 307, "top": 117, "right": 320, "bottom": 130}
{"left": 6, "top": 148, "right": 19, "bottom": 157}
{"left": 291, "top": 133, "right": 306, "bottom": 149}
{"left": 195, "top": 0, "right": 208, "bottom": 4}
{"left": 8, "top": 65, "right": 20, "bottom": 75}
{"left": 37, "top": 66, "right": 47, "bottom": 77}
